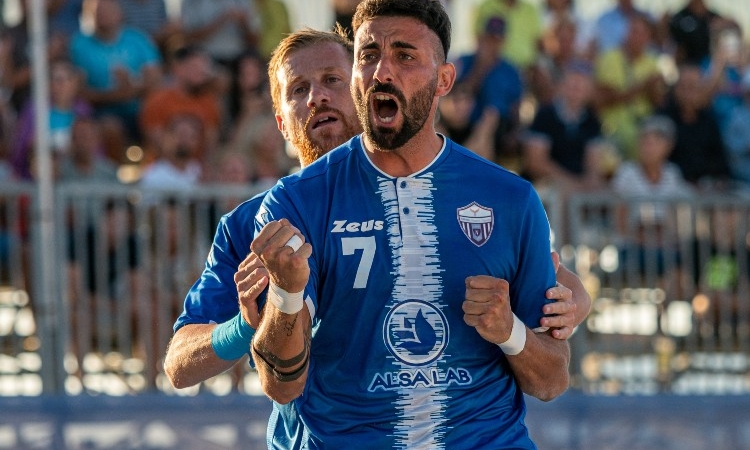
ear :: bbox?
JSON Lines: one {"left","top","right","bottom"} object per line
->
{"left": 436, "top": 62, "right": 456, "bottom": 98}
{"left": 275, "top": 114, "right": 289, "bottom": 140}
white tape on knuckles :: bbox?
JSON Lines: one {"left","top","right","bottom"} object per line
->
{"left": 284, "top": 234, "right": 303, "bottom": 252}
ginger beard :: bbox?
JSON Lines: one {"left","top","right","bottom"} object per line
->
{"left": 354, "top": 75, "right": 437, "bottom": 151}
{"left": 288, "top": 106, "right": 362, "bottom": 167}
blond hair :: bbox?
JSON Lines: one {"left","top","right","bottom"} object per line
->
{"left": 267, "top": 26, "right": 353, "bottom": 115}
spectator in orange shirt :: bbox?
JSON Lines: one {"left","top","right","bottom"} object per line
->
{"left": 139, "top": 45, "right": 222, "bottom": 164}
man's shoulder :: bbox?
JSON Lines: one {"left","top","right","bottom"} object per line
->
{"left": 222, "top": 191, "right": 267, "bottom": 228}
{"left": 69, "top": 31, "right": 97, "bottom": 51}
{"left": 293, "top": 136, "right": 360, "bottom": 180}
{"left": 119, "top": 27, "right": 160, "bottom": 53}
{"left": 447, "top": 138, "right": 527, "bottom": 182}
{"left": 491, "top": 58, "right": 522, "bottom": 77}
{"left": 141, "top": 87, "right": 180, "bottom": 108}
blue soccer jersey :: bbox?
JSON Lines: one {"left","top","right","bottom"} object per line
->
{"left": 175, "top": 192, "right": 265, "bottom": 332}
{"left": 257, "top": 135, "right": 556, "bottom": 449}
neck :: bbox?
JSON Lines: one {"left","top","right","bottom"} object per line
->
{"left": 625, "top": 45, "right": 642, "bottom": 60}
{"left": 53, "top": 98, "right": 75, "bottom": 110}
{"left": 74, "top": 156, "right": 94, "bottom": 171}
{"left": 363, "top": 129, "right": 443, "bottom": 177}
{"left": 640, "top": 161, "right": 663, "bottom": 183}
{"left": 557, "top": 99, "right": 584, "bottom": 121}
{"left": 96, "top": 27, "right": 119, "bottom": 42}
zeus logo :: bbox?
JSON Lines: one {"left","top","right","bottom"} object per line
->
{"left": 331, "top": 219, "right": 384, "bottom": 233}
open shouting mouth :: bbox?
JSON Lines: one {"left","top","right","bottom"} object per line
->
{"left": 372, "top": 93, "right": 399, "bottom": 125}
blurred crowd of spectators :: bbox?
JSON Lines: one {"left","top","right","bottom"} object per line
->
{"left": 0, "top": 0, "right": 296, "bottom": 195}
{"left": 438, "top": 0, "right": 750, "bottom": 205}
{"left": 0, "top": 0, "right": 749, "bottom": 207}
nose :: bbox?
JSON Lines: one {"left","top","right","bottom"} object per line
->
{"left": 373, "top": 58, "right": 394, "bottom": 84}
{"left": 307, "top": 83, "right": 330, "bottom": 108}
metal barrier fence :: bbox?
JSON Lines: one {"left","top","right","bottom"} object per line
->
{"left": 564, "top": 192, "right": 750, "bottom": 395}
{"left": 1, "top": 182, "right": 749, "bottom": 397}
{"left": 0, "top": 181, "right": 265, "bottom": 396}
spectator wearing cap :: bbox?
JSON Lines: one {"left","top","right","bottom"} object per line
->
{"left": 611, "top": 114, "right": 694, "bottom": 289}
{"left": 449, "top": 15, "right": 524, "bottom": 162}
{"left": 522, "top": 60, "right": 607, "bottom": 193}
{"left": 612, "top": 115, "right": 693, "bottom": 204}
{"left": 723, "top": 70, "right": 750, "bottom": 187}
{"left": 472, "top": 0, "right": 544, "bottom": 72}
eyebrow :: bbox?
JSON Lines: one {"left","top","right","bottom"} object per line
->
{"left": 391, "top": 41, "right": 417, "bottom": 51}
{"left": 287, "top": 66, "right": 346, "bottom": 86}
{"left": 361, "top": 40, "right": 418, "bottom": 52}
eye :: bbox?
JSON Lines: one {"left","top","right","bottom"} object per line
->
{"left": 359, "top": 52, "right": 378, "bottom": 64}
{"left": 292, "top": 84, "right": 309, "bottom": 96}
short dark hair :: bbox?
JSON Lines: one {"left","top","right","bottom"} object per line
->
{"left": 351, "top": 0, "right": 452, "bottom": 62}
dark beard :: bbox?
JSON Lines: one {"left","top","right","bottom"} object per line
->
{"left": 355, "top": 78, "right": 437, "bottom": 151}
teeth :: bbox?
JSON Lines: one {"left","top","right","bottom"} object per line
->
{"left": 375, "top": 94, "right": 390, "bottom": 100}
{"left": 379, "top": 116, "right": 394, "bottom": 123}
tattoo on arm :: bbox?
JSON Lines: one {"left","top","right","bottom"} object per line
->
{"left": 284, "top": 314, "right": 297, "bottom": 337}
{"left": 253, "top": 328, "right": 311, "bottom": 383}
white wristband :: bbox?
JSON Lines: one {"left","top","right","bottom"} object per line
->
{"left": 498, "top": 313, "right": 526, "bottom": 355}
{"left": 268, "top": 283, "right": 304, "bottom": 314}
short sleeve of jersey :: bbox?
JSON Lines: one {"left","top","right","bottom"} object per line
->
{"left": 509, "top": 184, "right": 556, "bottom": 330}
{"left": 174, "top": 194, "right": 264, "bottom": 332}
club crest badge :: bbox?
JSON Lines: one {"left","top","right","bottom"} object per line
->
{"left": 383, "top": 300, "right": 448, "bottom": 366}
{"left": 457, "top": 202, "right": 494, "bottom": 247}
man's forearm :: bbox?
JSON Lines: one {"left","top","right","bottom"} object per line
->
{"left": 557, "top": 265, "right": 592, "bottom": 328}
{"left": 507, "top": 329, "right": 570, "bottom": 401}
{"left": 163, "top": 324, "right": 238, "bottom": 389}
{"left": 251, "top": 305, "right": 311, "bottom": 404}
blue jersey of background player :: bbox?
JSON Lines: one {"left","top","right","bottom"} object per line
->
{"left": 164, "top": 29, "right": 362, "bottom": 388}
{"left": 250, "top": 1, "right": 571, "bottom": 448}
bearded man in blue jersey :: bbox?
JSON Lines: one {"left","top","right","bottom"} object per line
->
{"left": 166, "top": 13, "right": 589, "bottom": 450}
{"left": 250, "top": 0, "right": 573, "bottom": 448}
{"left": 165, "top": 25, "right": 588, "bottom": 390}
